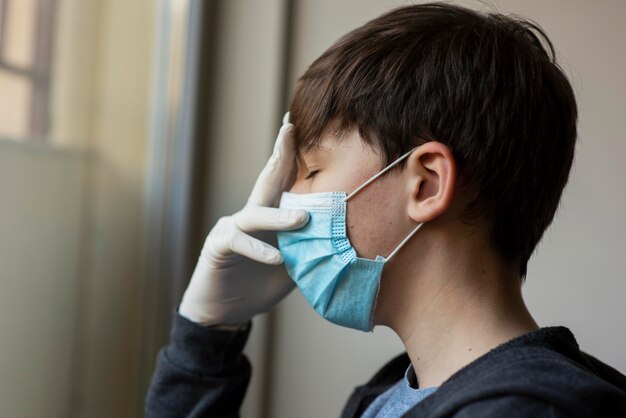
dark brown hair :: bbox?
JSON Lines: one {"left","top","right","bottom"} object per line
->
{"left": 289, "top": 2, "right": 578, "bottom": 279}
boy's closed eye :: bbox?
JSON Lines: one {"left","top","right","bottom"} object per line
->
{"left": 296, "top": 145, "right": 333, "bottom": 180}
{"left": 304, "top": 170, "right": 320, "bottom": 180}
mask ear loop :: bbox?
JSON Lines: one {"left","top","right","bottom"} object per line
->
{"left": 343, "top": 148, "right": 417, "bottom": 202}
{"left": 385, "top": 222, "right": 423, "bottom": 262}
{"left": 342, "top": 147, "right": 423, "bottom": 262}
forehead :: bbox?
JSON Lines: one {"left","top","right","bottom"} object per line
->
{"left": 295, "top": 128, "right": 384, "bottom": 168}
{"left": 295, "top": 130, "right": 341, "bottom": 160}
{"left": 296, "top": 143, "right": 335, "bottom": 160}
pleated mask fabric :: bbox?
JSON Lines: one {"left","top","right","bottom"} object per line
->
{"left": 277, "top": 191, "right": 385, "bottom": 331}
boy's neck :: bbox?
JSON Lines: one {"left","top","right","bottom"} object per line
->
{"left": 377, "top": 234, "right": 539, "bottom": 389}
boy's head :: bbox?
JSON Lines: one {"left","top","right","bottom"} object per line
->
{"left": 288, "top": 2, "right": 578, "bottom": 280}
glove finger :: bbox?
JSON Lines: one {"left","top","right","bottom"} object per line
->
{"left": 230, "top": 228, "right": 284, "bottom": 265}
{"left": 248, "top": 121, "right": 296, "bottom": 207}
{"left": 282, "top": 111, "right": 290, "bottom": 124}
{"left": 234, "top": 206, "right": 309, "bottom": 232}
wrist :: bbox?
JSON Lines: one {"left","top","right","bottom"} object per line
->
{"left": 177, "top": 303, "right": 251, "bottom": 328}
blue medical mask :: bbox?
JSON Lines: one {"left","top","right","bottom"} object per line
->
{"left": 277, "top": 148, "right": 424, "bottom": 332}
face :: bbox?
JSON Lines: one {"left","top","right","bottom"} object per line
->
{"left": 289, "top": 128, "right": 419, "bottom": 262}
{"left": 288, "top": 126, "right": 460, "bottom": 328}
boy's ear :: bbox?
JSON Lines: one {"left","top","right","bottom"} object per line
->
{"left": 406, "top": 141, "right": 456, "bottom": 223}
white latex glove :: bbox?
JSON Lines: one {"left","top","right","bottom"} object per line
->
{"left": 178, "top": 112, "right": 309, "bottom": 326}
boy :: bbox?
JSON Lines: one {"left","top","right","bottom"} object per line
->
{"left": 146, "top": 3, "right": 626, "bottom": 417}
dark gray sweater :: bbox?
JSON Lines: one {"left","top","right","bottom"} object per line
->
{"left": 145, "top": 310, "right": 626, "bottom": 417}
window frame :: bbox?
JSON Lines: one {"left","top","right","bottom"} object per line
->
{"left": 0, "top": 0, "right": 56, "bottom": 139}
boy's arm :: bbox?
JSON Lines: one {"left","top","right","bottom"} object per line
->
{"left": 145, "top": 309, "right": 252, "bottom": 418}
{"left": 145, "top": 113, "right": 303, "bottom": 416}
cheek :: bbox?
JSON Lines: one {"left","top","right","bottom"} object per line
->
{"left": 346, "top": 180, "right": 409, "bottom": 259}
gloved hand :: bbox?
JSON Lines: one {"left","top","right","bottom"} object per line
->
{"left": 178, "top": 112, "right": 309, "bottom": 326}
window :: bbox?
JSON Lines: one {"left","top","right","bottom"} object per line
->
{"left": 0, "top": 0, "right": 55, "bottom": 140}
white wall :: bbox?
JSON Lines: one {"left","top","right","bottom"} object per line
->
{"left": 514, "top": 0, "right": 626, "bottom": 375}
{"left": 267, "top": 1, "right": 626, "bottom": 418}
{"left": 0, "top": 0, "right": 155, "bottom": 417}
{"left": 73, "top": 1, "right": 154, "bottom": 416}
{"left": 0, "top": 141, "right": 86, "bottom": 418}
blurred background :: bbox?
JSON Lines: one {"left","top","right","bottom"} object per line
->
{"left": 0, "top": 0, "right": 624, "bottom": 417}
